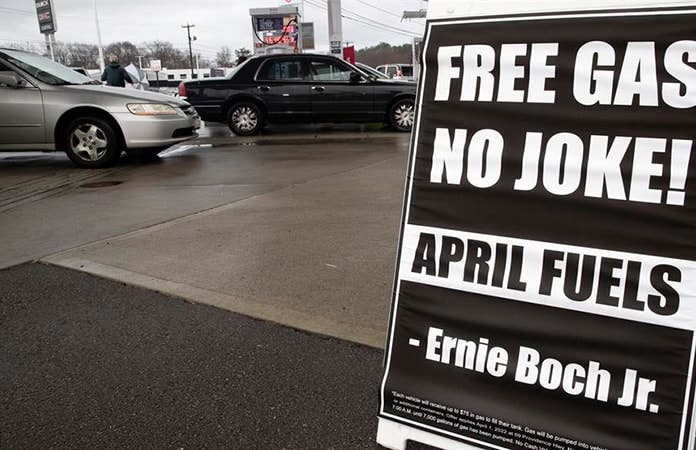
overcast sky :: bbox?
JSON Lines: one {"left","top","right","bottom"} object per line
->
{"left": 0, "top": 0, "right": 426, "bottom": 59}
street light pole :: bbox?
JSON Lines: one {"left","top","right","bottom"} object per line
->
{"left": 181, "top": 23, "right": 196, "bottom": 79}
{"left": 93, "top": 0, "right": 105, "bottom": 73}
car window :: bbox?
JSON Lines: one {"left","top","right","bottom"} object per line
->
{"left": 386, "top": 66, "right": 397, "bottom": 78}
{"left": 401, "top": 66, "right": 413, "bottom": 77}
{"left": 310, "top": 60, "right": 352, "bottom": 82}
{"left": 257, "top": 59, "right": 307, "bottom": 81}
{"left": 0, "top": 69, "right": 15, "bottom": 87}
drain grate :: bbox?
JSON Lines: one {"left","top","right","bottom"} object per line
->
{"left": 80, "top": 181, "right": 123, "bottom": 188}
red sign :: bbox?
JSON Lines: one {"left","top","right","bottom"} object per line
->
{"left": 342, "top": 46, "right": 355, "bottom": 64}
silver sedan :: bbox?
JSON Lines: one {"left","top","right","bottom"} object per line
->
{"left": 0, "top": 48, "right": 200, "bottom": 168}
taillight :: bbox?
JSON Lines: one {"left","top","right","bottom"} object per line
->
{"left": 178, "top": 82, "right": 187, "bottom": 98}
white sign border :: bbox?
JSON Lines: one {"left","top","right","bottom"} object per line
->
{"left": 379, "top": 7, "right": 696, "bottom": 450}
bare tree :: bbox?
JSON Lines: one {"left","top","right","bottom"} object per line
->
{"left": 4, "top": 41, "right": 43, "bottom": 54}
{"left": 216, "top": 46, "right": 233, "bottom": 67}
{"left": 104, "top": 41, "right": 139, "bottom": 66}
{"left": 143, "top": 40, "right": 187, "bottom": 69}
{"left": 49, "top": 42, "right": 100, "bottom": 68}
{"left": 70, "top": 43, "right": 100, "bottom": 69}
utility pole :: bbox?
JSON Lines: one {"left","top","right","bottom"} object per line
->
{"left": 327, "top": 0, "right": 343, "bottom": 57}
{"left": 136, "top": 55, "right": 144, "bottom": 69}
{"left": 181, "top": 23, "right": 196, "bottom": 79}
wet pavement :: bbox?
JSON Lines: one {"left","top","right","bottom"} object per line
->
{"left": 0, "top": 124, "right": 417, "bottom": 448}
{"left": 0, "top": 125, "right": 410, "bottom": 347}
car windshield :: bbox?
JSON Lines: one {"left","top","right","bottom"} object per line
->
{"left": 0, "top": 49, "right": 93, "bottom": 85}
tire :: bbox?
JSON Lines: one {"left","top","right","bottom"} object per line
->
{"left": 388, "top": 98, "right": 415, "bottom": 132}
{"left": 227, "top": 102, "right": 263, "bottom": 136}
{"left": 63, "top": 116, "right": 121, "bottom": 168}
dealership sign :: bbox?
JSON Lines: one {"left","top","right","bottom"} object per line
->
{"left": 35, "top": 0, "right": 57, "bottom": 34}
{"left": 379, "top": 3, "right": 696, "bottom": 450}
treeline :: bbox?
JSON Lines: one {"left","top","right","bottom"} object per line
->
{"left": 6, "top": 40, "right": 250, "bottom": 70}
{"left": 7, "top": 39, "right": 412, "bottom": 69}
{"left": 355, "top": 42, "right": 413, "bottom": 67}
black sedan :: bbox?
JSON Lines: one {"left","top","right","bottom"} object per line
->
{"left": 179, "top": 54, "right": 417, "bottom": 136}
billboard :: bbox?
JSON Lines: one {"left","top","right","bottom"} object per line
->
{"left": 249, "top": 6, "right": 299, "bottom": 55}
{"left": 35, "top": 0, "right": 57, "bottom": 34}
{"left": 379, "top": 4, "right": 696, "bottom": 450}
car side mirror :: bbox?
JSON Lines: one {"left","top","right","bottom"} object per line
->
{"left": 350, "top": 72, "right": 364, "bottom": 83}
{"left": 0, "top": 72, "right": 25, "bottom": 88}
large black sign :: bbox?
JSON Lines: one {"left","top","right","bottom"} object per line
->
{"left": 35, "top": 0, "right": 57, "bottom": 34}
{"left": 380, "top": 7, "right": 696, "bottom": 450}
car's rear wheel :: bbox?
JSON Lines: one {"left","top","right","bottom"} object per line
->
{"left": 389, "top": 98, "right": 415, "bottom": 132}
{"left": 64, "top": 116, "right": 121, "bottom": 168}
{"left": 227, "top": 103, "right": 263, "bottom": 136}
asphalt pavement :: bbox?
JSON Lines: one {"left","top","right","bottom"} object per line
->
{"left": 0, "top": 126, "right": 436, "bottom": 449}
{"left": 0, "top": 263, "right": 385, "bottom": 449}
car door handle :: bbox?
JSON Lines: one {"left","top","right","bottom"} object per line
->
{"left": 257, "top": 85, "right": 270, "bottom": 92}
{"left": 312, "top": 86, "right": 325, "bottom": 92}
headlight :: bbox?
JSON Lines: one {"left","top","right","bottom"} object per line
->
{"left": 127, "top": 103, "right": 180, "bottom": 116}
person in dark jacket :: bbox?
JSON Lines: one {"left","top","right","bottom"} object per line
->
{"left": 101, "top": 55, "right": 132, "bottom": 87}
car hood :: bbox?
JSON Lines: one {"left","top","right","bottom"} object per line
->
{"left": 63, "top": 84, "right": 189, "bottom": 106}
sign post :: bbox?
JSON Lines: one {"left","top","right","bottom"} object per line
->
{"left": 150, "top": 59, "right": 161, "bottom": 86}
{"left": 378, "top": 1, "right": 696, "bottom": 449}
{"left": 35, "top": 0, "right": 58, "bottom": 61}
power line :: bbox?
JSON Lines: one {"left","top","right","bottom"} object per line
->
{"left": 0, "top": 6, "right": 34, "bottom": 16}
{"left": 349, "top": 0, "right": 423, "bottom": 24}
{"left": 311, "top": 0, "right": 422, "bottom": 33}
{"left": 304, "top": 0, "right": 420, "bottom": 38}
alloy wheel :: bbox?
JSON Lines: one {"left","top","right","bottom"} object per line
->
{"left": 69, "top": 124, "right": 109, "bottom": 162}
{"left": 231, "top": 106, "right": 259, "bottom": 133}
{"left": 393, "top": 101, "right": 415, "bottom": 130}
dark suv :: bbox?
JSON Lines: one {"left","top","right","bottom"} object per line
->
{"left": 179, "top": 54, "right": 417, "bottom": 136}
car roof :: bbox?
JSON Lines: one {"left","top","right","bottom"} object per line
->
{"left": 255, "top": 53, "right": 344, "bottom": 59}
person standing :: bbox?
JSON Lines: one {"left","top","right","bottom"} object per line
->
{"left": 101, "top": 55, "right": 133, "bottom": 87}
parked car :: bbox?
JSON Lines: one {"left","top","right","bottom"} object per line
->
{"left": 355, "top": 62, "right": 391, "bottom": 80}
{"left": 376, "top": 64, "right": 415, "bottom": 81}
{"left": 0, "top": 48, "right": 200, "bottom": 168}
{"left": 179, "top": 54, "right": 417, "bottom": 136}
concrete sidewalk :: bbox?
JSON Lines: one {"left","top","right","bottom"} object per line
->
{"left": 42, "top": 144, "right": 408, "bottom": 348}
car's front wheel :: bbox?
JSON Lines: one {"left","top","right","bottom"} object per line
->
{"left": 63, "top": 116, "right": 121, "bottom": 168}
{"left": 227, "top": 103, "right": 263, "bottom": 136}
{"left": 389, "top": 98, "right": 415, "bottom": 132}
